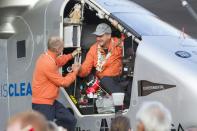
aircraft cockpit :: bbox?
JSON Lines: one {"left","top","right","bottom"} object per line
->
{"left": 61, "top": 0, "right": 138, "bottom": 115}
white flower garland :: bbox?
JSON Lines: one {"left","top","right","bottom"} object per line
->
{"left": 96, "top": 40, "right": 114, "bottom": 72}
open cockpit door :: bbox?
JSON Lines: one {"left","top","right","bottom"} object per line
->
{"left": 60, "top": 0, "right": 140, "bottom": 116}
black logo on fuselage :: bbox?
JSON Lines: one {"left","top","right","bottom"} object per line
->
{"left": 175, "top": 51, "right": 191, "bottom": 58}
{"left": 138, "top": 80, "right": 176, "bottom": 96}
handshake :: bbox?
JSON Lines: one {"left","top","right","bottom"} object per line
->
{"left": 71, "top": 63, "right": 81, "bottom": 73}
{"left": 71, "top": 47, "right": 81, "bottom": 73}
{"left": 71, "top": 47, "right": 81, "bottom": 57}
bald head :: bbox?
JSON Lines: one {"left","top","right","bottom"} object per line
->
{"left": 48, "top": 36, "right": 64, "bottom": 55}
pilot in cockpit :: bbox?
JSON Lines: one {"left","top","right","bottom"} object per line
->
{"left": 78, "top": 23, "right": 126, "bottom": 94}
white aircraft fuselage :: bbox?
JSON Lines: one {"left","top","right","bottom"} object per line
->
{"left": 0, "top": 0, "right": 197, "bottom": 130}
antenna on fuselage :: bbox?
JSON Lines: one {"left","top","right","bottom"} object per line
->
{"left": 180, "top": 0, "right": 197, "bottom": 23}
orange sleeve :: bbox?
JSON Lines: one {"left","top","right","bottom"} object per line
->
{"left": 78, "top": 47, "right": 95, "bottom": 77}
{"left": 43, "top": 63, "right": 77, "bottom": 87}
{"left": 56, "top": 54, "right": 73, "bottom": 67}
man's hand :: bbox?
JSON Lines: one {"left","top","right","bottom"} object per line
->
{"left": 72, "top": 47, "right": 81, "bottom": 57}
{"left": 72, "top": 63, "right": 81, "bottom": 73}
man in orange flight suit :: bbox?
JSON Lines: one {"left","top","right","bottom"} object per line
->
{"left": 32, "top": 36, "right": 81, "bottom": 131}
{"left": 78, "top": 23, "right": 124, "bottom": 93}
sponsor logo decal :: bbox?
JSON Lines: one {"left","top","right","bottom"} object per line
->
{"left": 100, "top": 119, "right": 109, "bottom": 131}
{"left": 175, "top": 51, "right": 191, "bottom": 58}
{"left": 138, "top": 80, "right": 176, "bottom": 96}
{"left": 0, "top": 82, "right": 32, "bottom": 98}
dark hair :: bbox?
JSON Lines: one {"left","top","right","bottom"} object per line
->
{"left": 110, "top": 115, "right": 131, "bottom": 131}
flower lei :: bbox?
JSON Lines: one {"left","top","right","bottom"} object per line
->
{"left": 96, "top": 40, "right": 114, "bottom": 72}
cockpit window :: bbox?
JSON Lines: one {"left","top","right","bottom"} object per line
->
{"left": 113, "top": 13, "right": 180, "bottom": 36}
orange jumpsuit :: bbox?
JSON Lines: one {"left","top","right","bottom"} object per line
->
{"left": 32, "top": 50, "right": 77, "bottom": 105}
